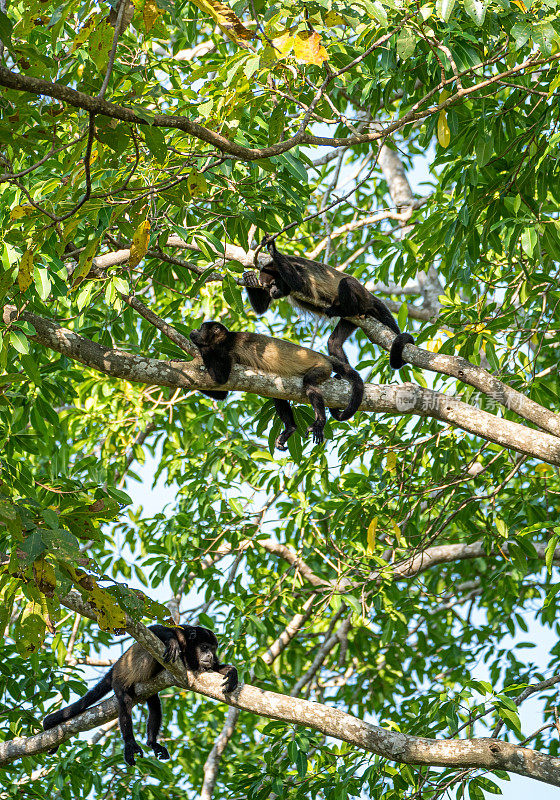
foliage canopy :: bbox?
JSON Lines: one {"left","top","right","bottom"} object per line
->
{"left": 1, "top": 0, "right": 560, "bottom": 797}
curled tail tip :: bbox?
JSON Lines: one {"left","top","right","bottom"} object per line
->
{"left": 330, "top": 368, "right": 364, "bottom": 421}
{"left": 389, "top": 332, "right": 414, "bottom": 370}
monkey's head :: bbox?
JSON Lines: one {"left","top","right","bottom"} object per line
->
{"left": 189, "top": 321, "right": 230, "bottom": 349}
{"left": 178, "top": 625, "right": 219, "bottom": 671}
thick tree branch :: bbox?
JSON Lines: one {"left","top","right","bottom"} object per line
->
{"left": 4, "top": 305, "right": 560, "bottom": 465}
{"left": 3, "top": 588, "right": 560, "bottom": 787}
{"left": 357, "top": 316, "right": 560, "bottom": 438}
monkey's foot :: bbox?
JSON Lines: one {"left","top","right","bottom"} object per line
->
{"left": 306, "top": 424, "right": 325, "bottom": 445}
{"left": 276, "top": 427, "right": 296, "bottom": 450}
{"left": 243, "top": 271, "right": 260, "bottom": 287}
{"left": 163, "top": 640, "right": 180, "bottom": 662}
{"left": 152, "top": 743, "right": 170, "bottom": 760}
{"left": 124, "top": 741, "right": 143, "bottom": 766}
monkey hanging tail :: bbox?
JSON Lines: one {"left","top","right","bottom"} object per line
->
{"left": 43, "top": 669, "right": 114, "bottom": 732}
{"left": 328, "top": 360, "right": 364, "bottom": 421}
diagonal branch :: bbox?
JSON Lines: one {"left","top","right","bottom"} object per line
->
{"left": 3, "top": 587, "right": 560, "bottom": 787}
{"left": 358, "top": 316, "right": 560, "bottom": 438}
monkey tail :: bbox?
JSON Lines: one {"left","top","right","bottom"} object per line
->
{"left": 389, "top": 333, "right": 414, "bottom": 370}
{"left": 329, "top": 361, "right": 364, "bottom": 421}
{"left": 43, "top": 669, "right": 114, "bottom": 731}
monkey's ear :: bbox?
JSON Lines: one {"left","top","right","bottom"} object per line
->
{"left": 187, "top": 628, "right": 197, "bottom": 640}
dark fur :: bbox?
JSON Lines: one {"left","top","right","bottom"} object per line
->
{"left": 43, "top": 625, "right": 238, "bottom": 767}
{"left": 190, "top": 321, "right": 364, "bottom": 450}
{"left": 243, "top": 236, "right": 414, "bottom": 370}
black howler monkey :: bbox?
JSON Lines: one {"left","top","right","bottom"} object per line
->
{"left": 190, "top": 321, "right": 364, "bottom": 450}
{"left": 243, "top": 236, "right": 414, "bottom": 370}
{"left": 43, "top": 625, "right": 238, "bottom": 767}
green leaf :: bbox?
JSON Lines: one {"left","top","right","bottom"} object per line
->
{"left": 0, "top": 11, "right": 13, "bottom": 46}
{"left": 545, "top": 533, "right": 559, "bottom": 575}
{"left": 396, "top": 28, "right": 416, "bottom": 60}
{"left": 464, "top": 0, "right": 488, "bottom": 25}
{"left": 223, "top": 274, "right": 244, "bottom": 312}
{"left": 436, "top": 0, "right": 456, "bottom": 21}
{"left": 143, "top": 126, "right": 167, "bottom": 163}
{"left": 34, "top": 266, "right": 51, "bottom": 301}
{"left": 9, "top": 331, "right": 30, "bottom": 354}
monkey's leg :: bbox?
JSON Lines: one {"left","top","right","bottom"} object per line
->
{"left": 146, "top": 694, "right": 170, "bottom": 760}
{"left": 327, "top": 319, "right": 357, "bottom": 365}
{"left": 115, "top": 688, "right": 143, "bottom": 766}
{"left": 326, "top": 276, "right": 372, "bottom": 318}
{"left": 303, "top": 367, "right": 330, "bottom": 445}
{"left": 273, "top": 399, "right": 297, "bottom": 450}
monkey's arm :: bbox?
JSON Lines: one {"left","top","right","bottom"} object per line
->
{"left": 214, "top": 663, "right": 238, "bottom": 693}
{"left": 244, "top": 278, "right": 273, "bottom": 314}
{"left": 200, "top": 349, "right": 232, "bottom": 385}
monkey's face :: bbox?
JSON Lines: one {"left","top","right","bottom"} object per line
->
{"left": 195, "top": 642, "right": 216, "bottom": 671}
{"left": 190, "top": 321, "right": 229, "bottom": 348}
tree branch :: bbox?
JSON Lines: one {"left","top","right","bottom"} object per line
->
{"left": 3, "top": 588, "right": 560, "bottom": 787}
{"left": 4, "top": 305, "right": 560, "bottom": 465}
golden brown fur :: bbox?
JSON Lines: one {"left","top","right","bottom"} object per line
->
{"left": 231, "top": 332, "right": 332, "bottom": 378}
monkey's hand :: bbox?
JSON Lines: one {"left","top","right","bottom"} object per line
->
{"left": 222, "top": 667, "right": 239, "bottom": 693}
{"left": 307, "top": 423, "right": 325, "bottom": 445}
{"left": 243, "top": 271, "right": 261, "bottom": 288}
{"left": 163, "top": 639, "right": 181, "bottom": 662}
{"left": 152, "top": 743, "right": 170, "bottom": 760}
{"left": 324, "top": 304, "right": 341, "bottom": 319}
{"left": 124, "top": 740, "right": 143, "bottom": 767}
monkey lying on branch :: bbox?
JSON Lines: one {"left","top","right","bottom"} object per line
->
{"left": 43, "top": 625, "right": 238, "bottom": 767}
{"left": 189, "top": 321, "right": 364, "bottom": 450}
{"left": 243, "top": 235, "right": 414, "bottom": 369}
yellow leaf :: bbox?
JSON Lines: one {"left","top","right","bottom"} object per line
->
{"left": 71, "top": 238, "right": 99, "bottom": 288}
{"left": 385, "top": 451, "right": 397, "bottom": 472}
{"left": 89, "top": 584, "right": 127, "bottom": 630}
{"left": 272, "top": 31, "right": 295, "bottom": 57}
{"left": 187, "top": 170, "right": 208, "bottom": 197}
{"left": 439, "top": 89, "right": 451, "bottom": 103}
{"left": 10, "top": 204, "right": 34, "bottom": 220}
{"left": 324, "top": 11, "right": 346, "bottom": 26}
{"left": 189, "top": 0, "right": 253, "bottom": 44}
{"left": 33, "top": 558, "right": 56, "bottom": 597}
{"left": 437, "top": 110, "right": 451, "bottom": 147}
{"left": 367, "top": 517, "right": 378, "bottom": 555}
{"left": 129, "top": 219, "right": 151, "bottom": 268}
{"left": 294, "top": 31, "right": 328, "bottom": 65}
{"left": 143, "top": 0, "right": 163, "bottom": 32}
{"left": 511, "top": 0, "right": 527, "bottom": 10}
{"left": 535, "top": 464, "right": 552, "bottom": 476}
{"left": 17, "top": 249, "right": 34, "bottom": 292}
{"left": 426, "top": 337, "right": 441, "bottom": 352}
{"left": 392, "top": 520, "right": 406, "bottom": 547}
{"left": 71, "top": 13, "right": 99, "bottom": 53}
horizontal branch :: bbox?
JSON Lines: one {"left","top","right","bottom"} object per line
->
{"left": 4, "top": 53, "right": 557, "bottom": 163}
{"left": 4, "top": 305, "right": 560, "bottom": 465}
{"left": 3, "top": 588, "right": 559, "bottom": 786}
{"left": 392, "top": 540, "right": 560, "bottom": 579}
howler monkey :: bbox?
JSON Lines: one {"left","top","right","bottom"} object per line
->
{"left": 43, "top": 625, "right": 238, "bottom": 767}
{"left": 190, "top": 321, "right": 364, "bottom": 449}
{"left": 243, "top": 236, "right": 414, "bottom": 370}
